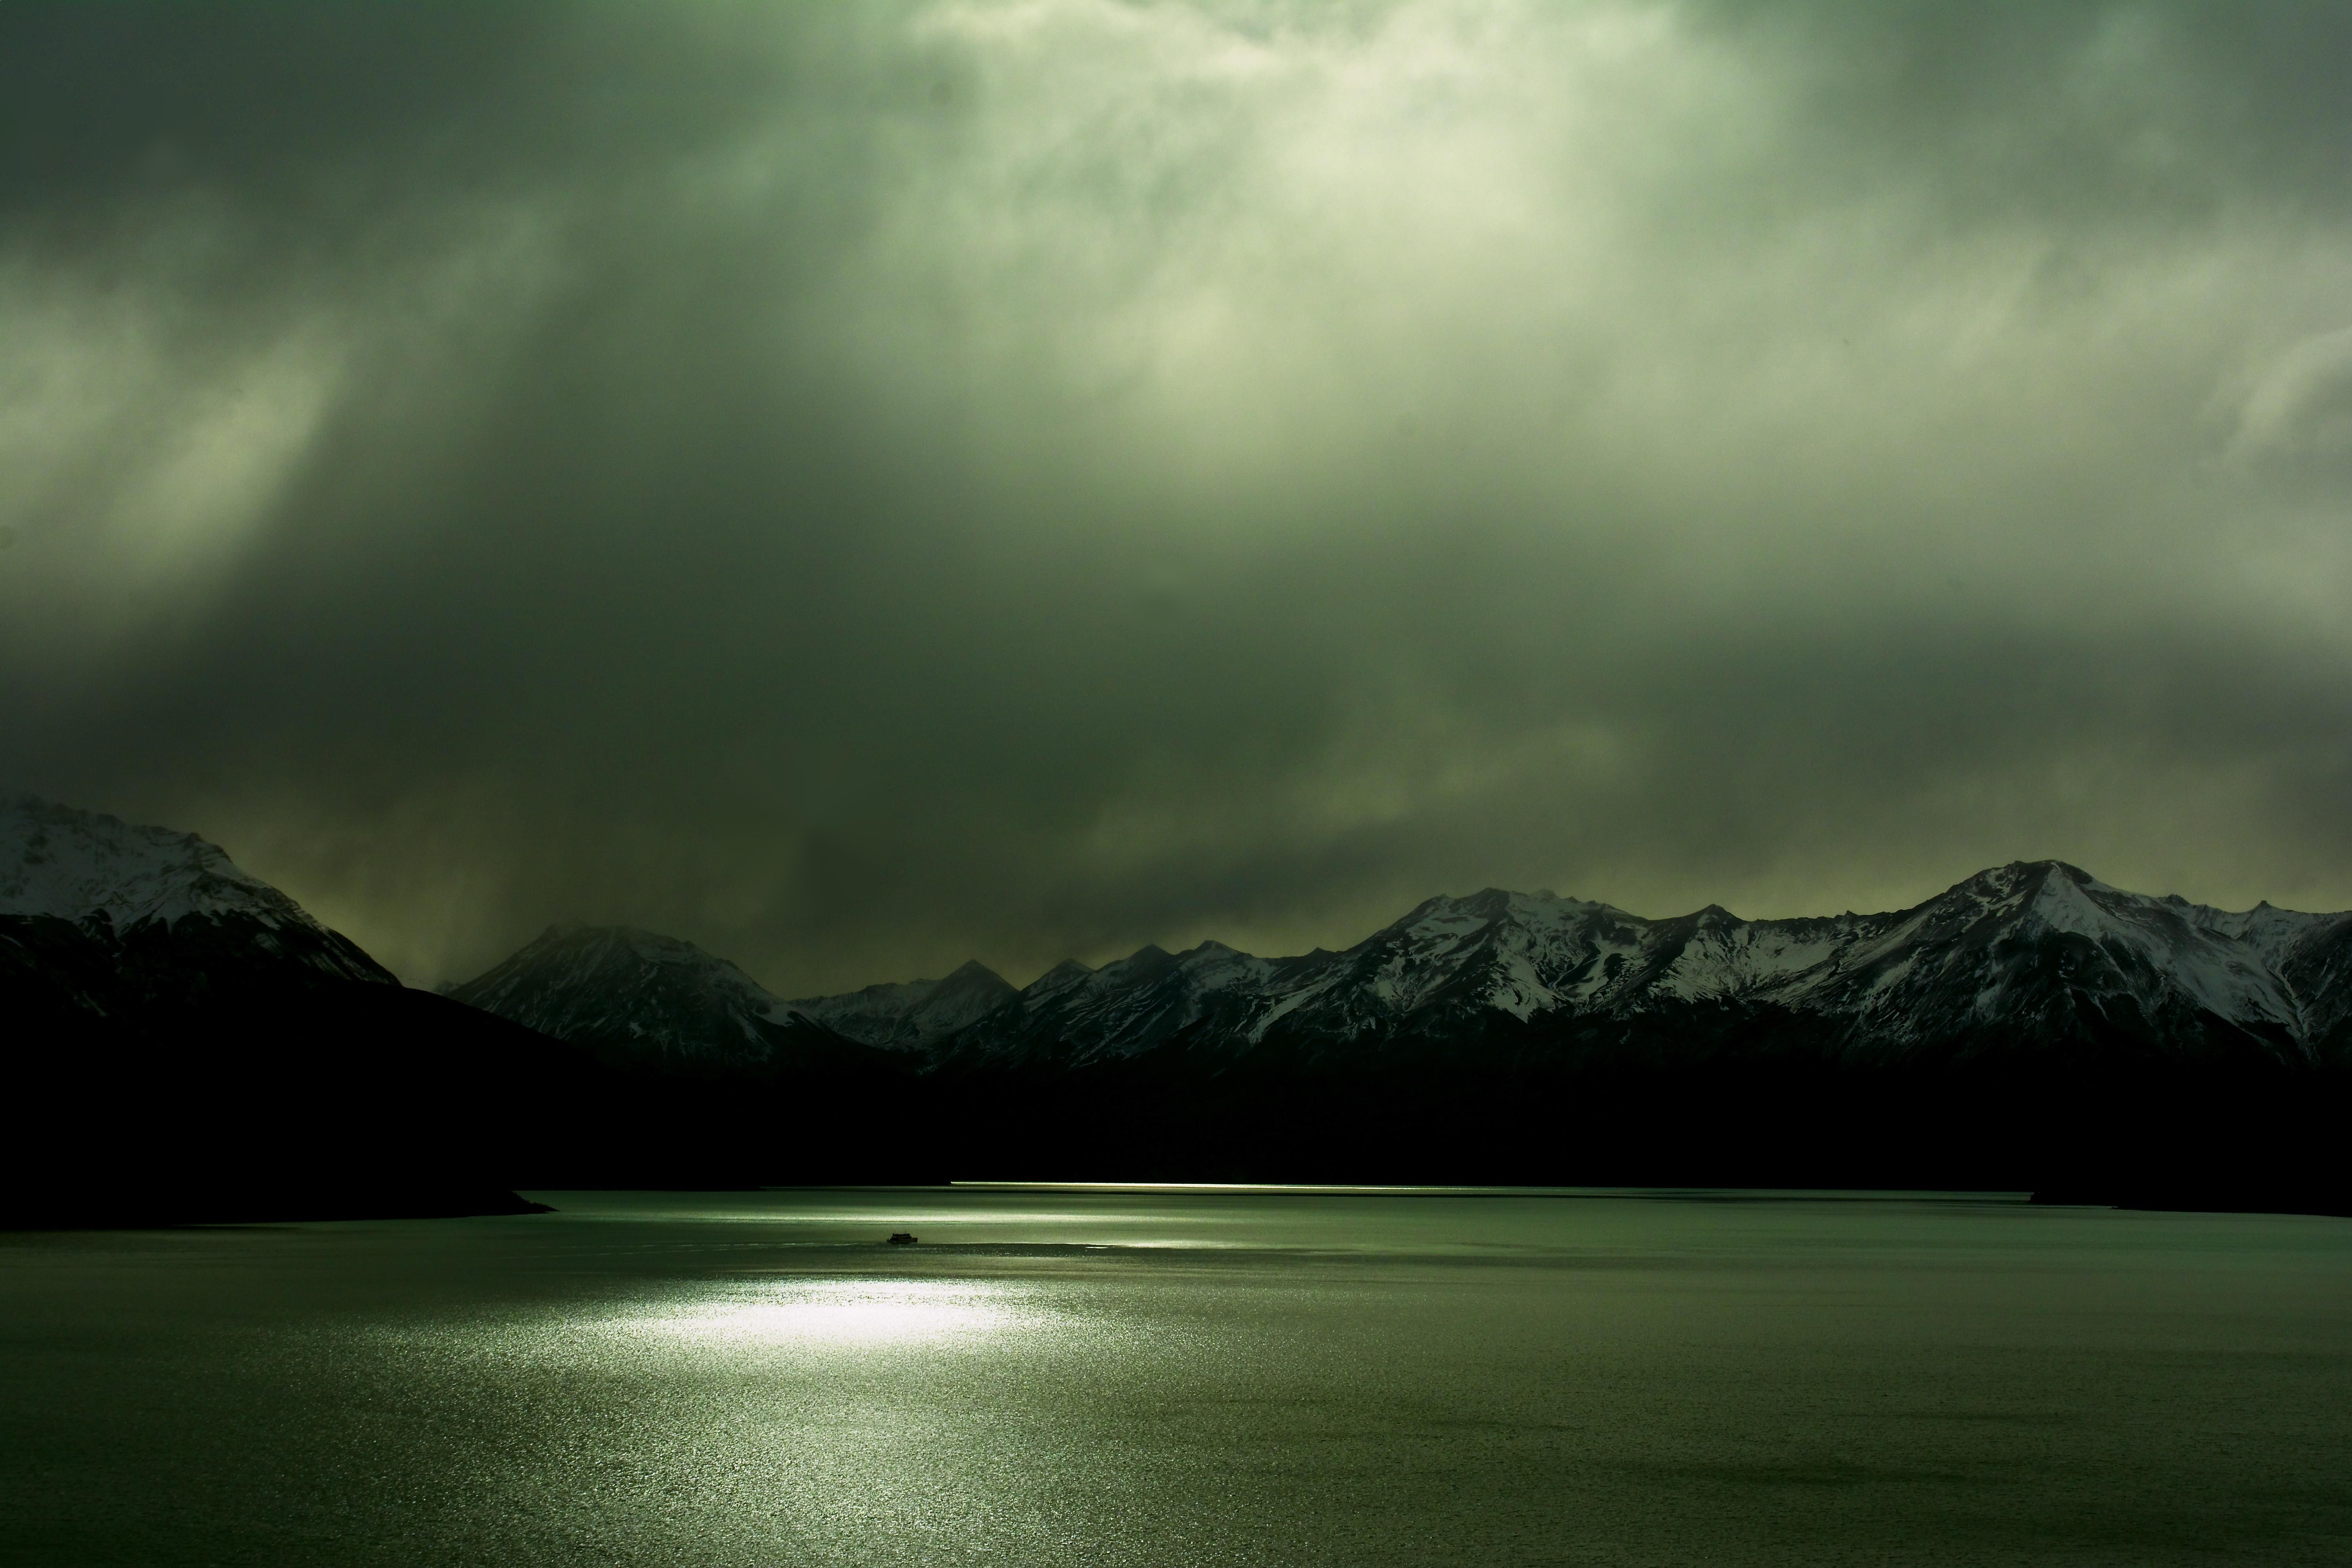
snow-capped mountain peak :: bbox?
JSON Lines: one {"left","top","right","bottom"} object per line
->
{"left": 0, "top": 794, "right": 322, "bottom": 932}
{"left": 444, "top": 923, "right": 860, "bottom": 1072}
{"left": 0, "top": 795, "right": 394, "bottom": 987}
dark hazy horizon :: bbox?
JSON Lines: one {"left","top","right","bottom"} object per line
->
{"left": 6, "top": 3, "right": 2351, "bottom": 993}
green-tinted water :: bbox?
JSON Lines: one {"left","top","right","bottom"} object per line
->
{"left": 4, "top": 1188, "right": 2350, "bottom": 1566}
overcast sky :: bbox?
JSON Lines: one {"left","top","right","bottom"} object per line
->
{"left": 5, "top": 2, "right": 2351, "bottom": 991}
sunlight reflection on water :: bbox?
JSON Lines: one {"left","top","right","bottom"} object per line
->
{"left": 630, "top": 1279, "right": 1032, "bottom": 1348}
{"left": 17, "top": 1194, "right": 2352, "bottom": 1566}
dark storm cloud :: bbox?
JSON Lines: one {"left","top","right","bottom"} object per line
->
{"left": 4, "top": 2, "right": 2350, "bottom": 990}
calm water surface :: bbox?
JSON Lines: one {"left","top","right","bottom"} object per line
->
{"left": 4, "top": 1186, "right": 2351, "bottom": 1566}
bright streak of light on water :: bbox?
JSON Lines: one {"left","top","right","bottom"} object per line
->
{"left": 631, "top": 1280, "right": 1032, "bottom": 1349}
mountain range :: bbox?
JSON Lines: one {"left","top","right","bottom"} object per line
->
{"left": 436, "top": 858, "right": 2352, "bottom": 1199}
{"left": 11, "top": 789, "right": 2352, "bottom": 1210}
{"left": 451, "top": 860, "right": 2352, "bottom": 1076}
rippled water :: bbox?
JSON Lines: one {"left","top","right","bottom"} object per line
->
{"left": 6, "top": 1187, "right": 2352, "bottom": 1566}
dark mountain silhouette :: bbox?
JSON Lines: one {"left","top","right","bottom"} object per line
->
{"left": 1, "top": 798, "right": 719, "bottom": 1224}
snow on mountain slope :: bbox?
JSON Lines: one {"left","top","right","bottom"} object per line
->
{"left": 1753, "top": 862, "right": 2316, "bottom": 1049}
{"left": 446, "top": 924, "right": 849, "bottom": 1073}
{"left": 791, "top": 959, "right": 1016, "bottom": 1051}
{"left": 950, "top": 939, "right": 1280, "bottom": 1066}
{"left": 446, "top": 861, "right": 2352, "bottom": 1078}
{"left": 2277, "top": 915, "right": 2352, "bottom": 1047}
{"left": 924, "top": 862, "right": 2352, "bottom": 1070}
{"left": 2, "top": 795, "right": 322, "bottom": 930}
{"left": 0, "top": 794, "right": 392, "bottom": 985}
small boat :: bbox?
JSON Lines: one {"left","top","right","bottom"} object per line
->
{"left": 886, "top": 1232, "right": 918, "bottom": 1246}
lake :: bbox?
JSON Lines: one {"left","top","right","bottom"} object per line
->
{"left": 4, "top": 1186, "right": 2351, "bottom": 1566}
